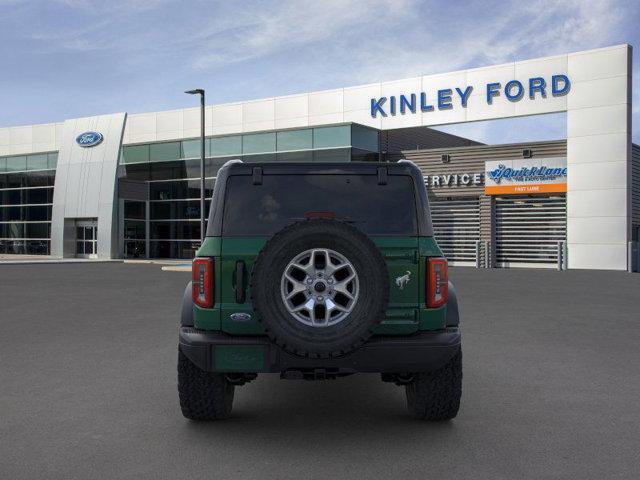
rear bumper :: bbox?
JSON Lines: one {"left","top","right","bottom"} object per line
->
{"left": 179, "top": 327, "right": 461, "bottom": 374}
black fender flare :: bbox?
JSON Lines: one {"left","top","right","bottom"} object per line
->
{"left": 181, "top": 281, "right": 194, "bottom": 327}
{"left": 446, "top": 281, "right": 459, "bottom": 327}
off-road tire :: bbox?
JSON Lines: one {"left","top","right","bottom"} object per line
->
{"left": 251, "top": 219, "right": 389, "bottom": 359}
{"left": 178, "top": 348, "right": 234, "bottom": 420}
{"left": 405, "top": 350, "right": 462, "bottom": 420}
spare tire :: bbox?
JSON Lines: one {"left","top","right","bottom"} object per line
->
{"left": 251, "top": 219, "right": 389, "bottom": 358}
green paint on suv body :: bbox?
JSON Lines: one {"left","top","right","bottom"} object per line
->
{"left": 193, "top": 235, "right": 446, "bottom": 335}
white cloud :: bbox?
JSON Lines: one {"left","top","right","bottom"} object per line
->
{"left": 189, "top": 0, "right": 415, "bottom": 70}
{"left": 341, "top": 0, "right": 627, "bottom": 84}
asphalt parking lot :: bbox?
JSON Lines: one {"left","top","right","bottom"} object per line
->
{"left": 1, "top": 263, "right": 639, "bottom": 479}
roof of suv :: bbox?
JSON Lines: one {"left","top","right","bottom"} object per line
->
{"left": 206, "top": 160, "right": 433, "bottom": 237}
{"left": 218, "top": 160, "right": 422, "bottom": 177}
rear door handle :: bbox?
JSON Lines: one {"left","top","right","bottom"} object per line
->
{"left": 235, "top": 261, "right": 246, "bottom": 303}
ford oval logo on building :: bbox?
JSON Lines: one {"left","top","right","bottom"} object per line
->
{"left": 76, "top": 131, "right": 103, "bottom": 148}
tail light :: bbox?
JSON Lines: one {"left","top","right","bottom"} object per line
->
{"left": 426, "top": 257, "right": 448, "bottom": 308}
{"left": 192, "top": 258, "right": 214, "bottom": 308}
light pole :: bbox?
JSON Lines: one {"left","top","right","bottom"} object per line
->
{"left": 185, "top": 89, "right": 206, "bottom": 244}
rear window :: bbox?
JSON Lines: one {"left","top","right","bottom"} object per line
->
{"left": 222, "top": 174, "right": 417, "bottom": 236}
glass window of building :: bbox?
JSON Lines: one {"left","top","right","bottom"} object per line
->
{"left": 150, "top": 221, "right": 201, "bottom": 240}
{"left": 351, "top": 125, "right": 379, "bottom": 152}
{"left": 277, "top": 129, "right": 313, "bottom": 151}
{"left": 150, "top": 200, "right": 210, "bottom": 220}
{"left": 6, "top": 156, "right": 27, "bottom": 172}
{"left": 122, "top": 145, "right": 150, "bottom": 164}
{"left": 313, "top": 149, "right": 351, "bottom": 162}
{"left": 242, "top": 153, "right": 276, "bottom": 163}
{"left": 150, "top": 241, "right": 199, "bottom": 259}
{"left": 123, "top": 200, "right": 146, "bottom": 259}
{"left": 211, "top": 136, "right": 241, "bottom": 157}
{"left": 181, "top": 139, "right": 202, "bottom": 159}
{"left": 150, "top": 142, "right": 181, "bottom": 162}
{"left": 27, "top": 154, "right": 49, "bottom": 171}
{"left": 149, "top": 179, "right": 214, "bottom": 201}
{"left": 313, "top": 126, "right": 350, "bottom": 149}
{"left": 124, "top": 201, "right": 145, "bottom": 219}
{"left": 243, "top": 132, "right": 276, "bottom": 155}
{"left": 150, "top": 161, "right": 188, "bottom": 181}
{"left": 47, "top": 153, "right": 58, "bottom": 169}
{"left": 277, "top": 151, "right": 314, "bottom": 162}
{"left": 0, "top": 152, "right": 56, "bottom": 255}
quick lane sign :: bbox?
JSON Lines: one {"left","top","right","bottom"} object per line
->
{"left": 370, "top": 74, "right": 570, "bottom": 117}
{"left": 484, "top": 157, "right": 567, "bottom": 195}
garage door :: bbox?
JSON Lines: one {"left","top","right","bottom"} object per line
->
{"left": 430, "top": 197, "right": 480, "bottom": 264}
{"left": 495, "top": 195, "right": 566, "bottom": 267}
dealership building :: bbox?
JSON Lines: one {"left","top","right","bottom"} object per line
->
{"left": 0, "top": 44, "right": 637, "bottom": 271}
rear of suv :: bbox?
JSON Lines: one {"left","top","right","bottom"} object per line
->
{"left": 178, "top": 160, "right": 462, "bottom": 421}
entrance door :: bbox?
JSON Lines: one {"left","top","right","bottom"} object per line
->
{"left": 76, "top": 221, "right": 98, "bottom": 258}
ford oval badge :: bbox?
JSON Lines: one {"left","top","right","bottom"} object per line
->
{"left": 75, "top": 131, "right": 103, "bottom": 148}
{"left": 230, "top": 313, "right": 252, "bottom": 322}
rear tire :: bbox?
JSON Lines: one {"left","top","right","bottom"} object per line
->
{"left": 178, "top": 348, "right": 234, "bottom": 420}
{"left": 405, "top": 350, "right": 462, "bottom": 421}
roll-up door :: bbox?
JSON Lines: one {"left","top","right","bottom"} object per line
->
{"left": 430, "top": 196, "right": 480, "bottom": 264}
{"left": 495, "top": 195, "right": 566, "bottom": 267}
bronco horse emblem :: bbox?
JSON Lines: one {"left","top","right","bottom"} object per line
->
{"left": 395, "top": 271, "right": 411, "bottom": 290}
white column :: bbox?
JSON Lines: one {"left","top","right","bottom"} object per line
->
{"left": 566, "top": 44, "right": 632, "bottom": 270}
{"left": 50, "top": 113, "right": 127, "bottom": 259}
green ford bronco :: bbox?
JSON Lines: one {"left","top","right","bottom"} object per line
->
{"left": 178, "top": 160, "right": 462, "bottom": 421}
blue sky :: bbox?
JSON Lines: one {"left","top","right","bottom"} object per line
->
{"left": 0, "top": 0, "right": 638, "bottom": 144}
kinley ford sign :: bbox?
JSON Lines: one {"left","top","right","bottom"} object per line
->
{"left": 370, "top": 74, "right": 570, "bottom": 117}
{"left": 425, "top": 157, "right": 568, "bottom": 195}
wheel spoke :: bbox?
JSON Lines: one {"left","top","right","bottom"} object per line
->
{"left": 284, "top": 272, "right": 309, "bottom": 300}
{"left": 291, "top": 262, "right": 314, "bottom": 276}
{"left": 284, "top": 272, "right": 302, "bottom": 284}
{"left": 325, "top": 262, "right": 349, "bottom": 277}
{"left": 292, "top": 297, "right": 315, "bottom": 313}
{"left": 325, "top": 298, "right": 347, "bottom": 313}
{"left": 285, "top": 282, "right": 307, "bottom": 299}
{"left": 333, "top": 273, "right": 356, "bottom": 299}
{"left": 307, "top": 298, "right": 318, "bottom": 322}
